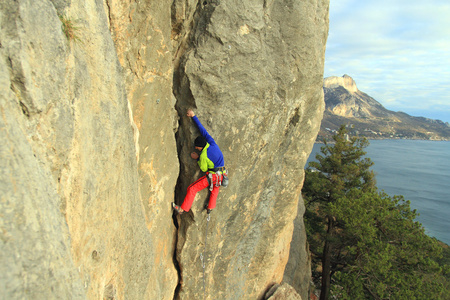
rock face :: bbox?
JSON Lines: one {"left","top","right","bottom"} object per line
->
{"left": 172, "top": 1, "right": 328, "bottom": 299}
{"left": 321, "top": 75, "right": 450, "bottom": 140}
{"left": 283, "top": 195, "right": 312, "bottom": 300}
{"left": 105, "top": 1, "right": 180, "bottom": 298}
{"left": 264, "top": 283, "right": 303, "bottom": 300}
{"left": 0, "top": 0, "right": 329, "bottom": 299}
{"left": 1, "top": 0, "right": 178, "bottom": 299}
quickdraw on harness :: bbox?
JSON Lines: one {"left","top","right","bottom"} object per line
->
{"left": 206, "top": 167, "right": 229, "bottom": 191}
{"left": 200, "top": 212, "right": 211, "bottom": 300}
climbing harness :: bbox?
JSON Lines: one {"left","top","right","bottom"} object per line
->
{"left": 200, "top": 213, "right": 211, "bottom": 299}
{"left": 207, "top": 167, "right": 229, "bottom": 191}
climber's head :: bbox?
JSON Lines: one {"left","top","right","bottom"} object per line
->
{"left": 194, "top": 136, "right": 207, "bottom": 151}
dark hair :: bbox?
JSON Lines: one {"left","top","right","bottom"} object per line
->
{"left": 194, "top": 136, "right": 207, "bottom": 148}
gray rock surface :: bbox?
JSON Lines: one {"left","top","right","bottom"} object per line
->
{"left": 265, "top": 283, "right": 303, "bottom": 300}
{"left": 106, "top": 0, "right": 180, "bottom": 298}
{"left": 1, "top": 0, "right": 177, "bottom": 299}
{"left": 0, "top": 56, "right": 85, "bottom": 299}
{"left": 1, "top": 0, "right": 329, "bottom": 299}
{"left": 173, "top": 0, "right": 328, "bottom": 299}
{"left": 283, "top": 195, "right": 312, "bottom": 300}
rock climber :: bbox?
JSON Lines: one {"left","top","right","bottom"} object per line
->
{"left": 172, "top": 109, "right": 225, "bottom": 215}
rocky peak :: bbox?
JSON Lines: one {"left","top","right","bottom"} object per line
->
{"left": 323, "top": 75, "right": 387, "bottom": 119}
{"left": 320, "top": 76, "right": 450, "bottom": 140}
{"left": 324, "top": 74, "right": 358, "bottom": 93}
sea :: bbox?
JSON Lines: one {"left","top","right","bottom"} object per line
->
{"left": 306, "top": 140, "right": 450, "bottom": 245}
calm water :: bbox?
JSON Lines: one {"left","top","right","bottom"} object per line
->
{"left": 307, "top": 140, "right": 450, "bottom": 245}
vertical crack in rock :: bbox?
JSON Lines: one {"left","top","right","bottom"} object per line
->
{"left": 171, "top": 44, "right": 197, "bottom": 300}
{"left": 171, "top": 210, "right": 182, "bottom": 299}
{"left": 170, "top": 0, "right": 329, "bottom": 298}
{"left": 170, "top": 1, "right": 211, "bottom": 298}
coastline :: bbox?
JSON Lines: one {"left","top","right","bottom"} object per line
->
{"left": 315, "top": 137, "right": 450, "bottom": 143}
{"left": 307, "top": 140, "right": 450, "bottom": 245}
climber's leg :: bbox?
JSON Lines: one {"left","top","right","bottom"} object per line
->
{"left": 181, "top": 175, "right": 209, "bottom": 212}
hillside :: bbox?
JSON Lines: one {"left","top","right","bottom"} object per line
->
{"left": 319, "top": 75, "right": 450, "bottom": 141}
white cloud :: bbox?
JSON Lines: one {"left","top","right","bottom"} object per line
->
{"left": 325, "top": 0, "right": 450, "bottom": 122}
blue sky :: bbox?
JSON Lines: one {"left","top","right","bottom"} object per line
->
{"left": 324, "top": 0, "right": 450, "bottom": 122}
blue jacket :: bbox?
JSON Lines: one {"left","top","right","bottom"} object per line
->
{"left": 193, "top": 116, "right": 225, "bottom": 172}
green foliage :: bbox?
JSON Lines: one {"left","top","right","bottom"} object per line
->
{"left": 59, "top": 14, "right": 81, "bottom": 42}
{"left": 304, "top": 125, "right": 448, "bottom": 299}
{"left": 308, "top": 125, "right": 375, "bottom": 195}
{"left": 331, "top": 191, "right": 444, "bottom": 299}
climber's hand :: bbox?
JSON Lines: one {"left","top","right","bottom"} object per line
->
{"left": 187, "top": 109, "right": 195, "bottom": 118}
{"left": 191, "top": 152, "right": 199, "bottom": 160}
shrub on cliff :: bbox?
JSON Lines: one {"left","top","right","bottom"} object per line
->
{"left": 58, "top": 14, "right": 80, "bottom": 42}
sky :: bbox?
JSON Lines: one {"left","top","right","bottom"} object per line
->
{"left": 324, "top": 0, "right": 450, "bottom": 123}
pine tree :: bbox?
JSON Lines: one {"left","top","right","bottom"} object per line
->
{"left": 330, "top": 190, "right": 444, "bottom": 299}
{"left": 304, "top": 125, "right": 446, "bottom": 299}
{"left": 305, "top": 125, "right": 375, "bottom": 300}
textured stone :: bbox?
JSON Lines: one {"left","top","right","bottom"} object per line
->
{"left": 105, "top": 0, "right": 179, "bottom": 298}
{"left": 283, "top": 195, "right": 312, "bottom": 300}
{"left": 0, "top": 54, "right": 85, "bottom": 300}
{"left": 265, "top": 283, "right": 303, "bottom": 300}
{"left": 1, "top": 0, "right": 329, "bottom": 299}
{"left": 1, "top": 0, "right": 178, "bottom": 299}
{"left": 173, "top": 0, "right": 329, "bottom": 299}
{"left": 0, "top": 0, "right": 83, "bottom": 297}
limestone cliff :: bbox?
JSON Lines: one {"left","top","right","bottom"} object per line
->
{"left": 172, "top": 1, "right": 328, "bottom": 299}
{"left": 0, "top": 1, "right": 329, "bottom": 299}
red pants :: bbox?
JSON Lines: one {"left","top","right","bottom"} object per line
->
{"left": 181, "top": 173, "right": 222, "bottom": 212}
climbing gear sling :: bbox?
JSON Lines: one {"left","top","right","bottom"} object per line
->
{"left": 207, "top": 172, "right": 214, "bottom": 192}
{"left": 200, "top": 212, "right": 211, "bottom": 299}
{"left": 221, "top": 168, "right": 229, "bottom": 187}
{"left": 206, "top": 167, "right": 229, "bottom": 191}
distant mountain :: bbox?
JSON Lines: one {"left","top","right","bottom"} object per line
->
{"left": 318, "top": 75, "right": 450, "bottom": 141}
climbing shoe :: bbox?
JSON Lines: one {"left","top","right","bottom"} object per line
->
{"left": 204, "top": 204, "right": 212, "bottom": 214}
{"left": 172, "top": 202, "right": 184, "bottom": 215}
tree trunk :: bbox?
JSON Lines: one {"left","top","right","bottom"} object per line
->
{"left": 320, "top": 217, "right": 333, "bottom": 300}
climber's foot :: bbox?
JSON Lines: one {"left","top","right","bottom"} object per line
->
{"left": 172, "top": 202, "right": 185, "bottom": 215}
{"left": 204, "top": 204, "right": 213, "bottom": 214}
